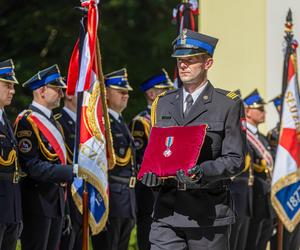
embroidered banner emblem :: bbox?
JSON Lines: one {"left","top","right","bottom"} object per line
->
{"left": 163, "top": 136, "right": 174, "bottom": 157}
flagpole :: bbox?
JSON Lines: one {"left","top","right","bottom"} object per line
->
{"left": 277, "top": 9, "right": 294, "bottom": 250}
{"left": 72, "top": 5, "right": 90, "bottom": 249}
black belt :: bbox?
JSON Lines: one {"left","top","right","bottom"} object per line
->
{"left": 0, "top": 171, "right": 26, "bottom": 183}
{"left": 161, "top": 178, "right": 229, "bottom": 191}
{"left": 109, "top": 175, "right": 136, "bottom": 188}
{"left": 161, "top": 178, "right": 201, "bottom": 190}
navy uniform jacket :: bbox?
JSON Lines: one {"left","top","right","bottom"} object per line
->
{"left": 152, "top": 82, "right": 246, "bottom": 228}
{"left": 56, "top": 109, "right": 75, "bottom": 165}
{"left": 248, "top": 130, "right": 275, "bottom": 221}
{"left": 129, "top": 108, "right": 154, "bottom": 215}
{"left": 229, "top": 142, "right": 253, "bottom": 219}
{"left": 267, "top": 122, "right": 280, "bottom": 159}
{"left": 56, "top": 108, "right": 82, "bottom": 225}
{"left": 109, "top": 113, "right": 136, "bottom": 219}
{"left": 0, "top": 113, "right": 22, "bottom": 224}
{"left": 14, "top": 105, "right": 73, "bottom": 218}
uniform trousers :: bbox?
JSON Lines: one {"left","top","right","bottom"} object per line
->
{"left": 246, "top": 218, "right": 273, "bottom": 250}
{"left": 0, "top": 223, "right": 21, "bottom": 250}
{"left": 92, "top": 217, "right": 135, "bottom": 250}
{"left": 60, "top": 212, "right": 82, "bottom": 250}
{"left": 137, "top": 214, "right": 152, "bottom": 250}
{"left": 229, "top": 217, "right": 250, "bottom": 250}
{"left": 21, "top": 214, "right": 63, "bottom": 250}
{"left": 149, "top": 221, "right": 230, "bottom": 250}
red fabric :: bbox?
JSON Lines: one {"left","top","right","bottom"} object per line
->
{"left": 30, "top": 115, "right": 66, "bottom": 165}
{"left": 138, "top": 125, "right": 207, "bottom": 179}
{"left": 67, "top": 39, "right": 79, "bottom": 96}
{"left": 280, "top": 128, "right": 300, "bottom": 166}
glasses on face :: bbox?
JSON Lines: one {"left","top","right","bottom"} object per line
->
{"left": 46, "top": 86, "right": 63, "bottom": 94}
{"left": 253, "top": 107, "right": 265, "bottom": 112}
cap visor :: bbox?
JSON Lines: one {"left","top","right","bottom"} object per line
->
{"left": 171, "top": 49, "right": 207, "bottom": 58}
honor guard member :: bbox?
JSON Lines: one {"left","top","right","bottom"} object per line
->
{"left": 92, "top": 68, "right": 136, "bottom": 250}
{"left": 129, "top": 69, "right": 173, "bottom": 250}
{"left": 14, "top": 65, "right": 76, "bottom": 250}
{"left": 267, "top": 95, "right": 300, "bottom": 250}
{"left": 229, "top": 90, "right": 253, "bottom": 250}
{"left": 141, "top": 29, "right": 246, "bottom": 250}
{"left": 56, "top": 93, "right": 81, "bottom": 250}
{"left": 267, "top": 95, "right": 282, "bottom": 158}
{"left": 0, "top": 59, "right": 22, "bottom": 250}
{"left": 243, "top": 90, "right": 275, "bottom": 250}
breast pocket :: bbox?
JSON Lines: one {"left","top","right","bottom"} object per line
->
{"left": 0, "top": 137, "right": 14, "bottom": 158}
{"left": 205, "top": 121, "right": 225, "bottom": 152}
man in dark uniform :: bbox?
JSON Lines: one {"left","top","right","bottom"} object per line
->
{"left": 14, "top": 65, "right": 76, "bottom": 250}
{"left": 141, "top": 29, "right": 246, "bottom": 250}
{"left": 56, "top": 93, "right": 82, "bottom": 250}
{"left": 229, "top": 90, "right": 253, "bottom": 250}
{"left": 92, "top": 68, "right": 136, "bottom": 250}
{"left": 129, "top": 69, "right": 173, "bottom": 250}
{"left": 267, "top": 95, "right": 281, "bottom": 158}
{"left": 267, "top": 95, "right": 300, "bottom": 250}
{"left": 243, "top": 89, "right": 274, "bottom": 250}
{"left": 0, "top": 59, "right": 22, "bottom": 250}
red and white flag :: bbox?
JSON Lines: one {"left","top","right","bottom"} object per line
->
{"left": 271, "top": 40, "right": 300, "bottom": 232}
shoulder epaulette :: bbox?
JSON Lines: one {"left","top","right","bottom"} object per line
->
{"left": 54, "top": 113, "right": 62, "bottom": 120}
{"left": 215, "top": 88, "right": 239, "bottom": 101}
{"left": 151, "top": 90, "right": 168, "bottom": 126}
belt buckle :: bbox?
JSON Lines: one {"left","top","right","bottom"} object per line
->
{"left": 13, "top": 172, "right": 19, "bottom": 184}
{"left": 177, "top": 182, "right": 186, "bottom": 191}
{"left": 129, "top": 177, "right": 136, "bottom": 188}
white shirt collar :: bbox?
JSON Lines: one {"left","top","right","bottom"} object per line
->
{"left": 182, "top": 81, "right": 208, "bottom": 109}
{"left": 108, "top": 108, "right": 121, "bottom": 122}
{"left": 63, "top": 106, "right": 76, "bottom": 122}
{"left": 247, "top": 122, "right": 258, "bottom": 135}
{"left": 32, "top": 101, "right": 52, "bottom": 118}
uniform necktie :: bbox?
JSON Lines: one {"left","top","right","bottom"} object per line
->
{"left": 184, "top": 94, "right": 194, "bottom": 117}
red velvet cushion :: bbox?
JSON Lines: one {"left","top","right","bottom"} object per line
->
{"left": 137, "top": 125, "right": 207, "bottom": 179}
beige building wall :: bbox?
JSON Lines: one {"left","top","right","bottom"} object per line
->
{"left": 199, "top": 0, "right": 300, "bottom": 133}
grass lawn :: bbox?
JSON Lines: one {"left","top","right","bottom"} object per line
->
{"left": 15, "top": 226, "right": 139, "bottom": 250}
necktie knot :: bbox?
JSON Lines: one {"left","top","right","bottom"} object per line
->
{"left": 184, "top": 94, "right": 194, "bottom": 117}
{"left": 185, "top": 94, "right": 193, "bottom": 104}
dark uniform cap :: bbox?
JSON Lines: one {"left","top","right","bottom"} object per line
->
{"left": 269, "top": 94, "right": 282, "bottom": 108}
{"left": 140, "top": 69, "right": 174, "bottom": 92}
{"left": 104, "top": 68, "right": 133, "bottom": 91}
{"left": 172, "top": 28, "right": 219, "bottom": 58}
{"left": 243, "top": 89, "right": 266, "bottom": 108}
{"left": 22, "top": 64, "right": 66, "bottom": 91}
{"left": 0, "top": 59, "right": 18, "bottom": 84}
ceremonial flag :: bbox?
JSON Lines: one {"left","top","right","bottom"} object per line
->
{"left": 67, "top": 0, "right": 115, "bottom": 236}
{"left": 271, "top": 10, "right": 300, "bottom": 232}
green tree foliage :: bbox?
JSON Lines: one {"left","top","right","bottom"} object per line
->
{"left": 0, "top": 0, "right": 178, "bottom": 121}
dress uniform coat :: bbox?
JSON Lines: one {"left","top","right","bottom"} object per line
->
{"left": 245, "top": 129, "right": 275, "bottom": 250}
{"left": 14, "top": 104, "right": 74, "bottom": 250}
{"left": 0, "top": 112, "right": 22, "bottom": 250}
{"left": 129, "top": 107, "right": 154, "bottom": 250}
{"left": 92, "top": 112, "right": 136, "bottom": 250}
{"left": 229, "top": 143, "right": 253, "bottom": 250}
{"left": 56, "top": 108, "right": 82, "bottom": 250}
{"left": 150, "top": 82, "right": 246, "bottom": 249}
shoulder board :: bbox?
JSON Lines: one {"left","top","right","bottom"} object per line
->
{"left": 19, "top": 110, "right": 32, "bottom": 119}
{"left": 215, "top": 88, "right": 239, "bottom": 101}
{"left": 151, "top": 90, "right": 168, "bottom": 126}
{"left": 163, "top": 88, "right": 179, "bottom": 97}
{"left": 54, "top": 113, "right": 62, "bottom": 120}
